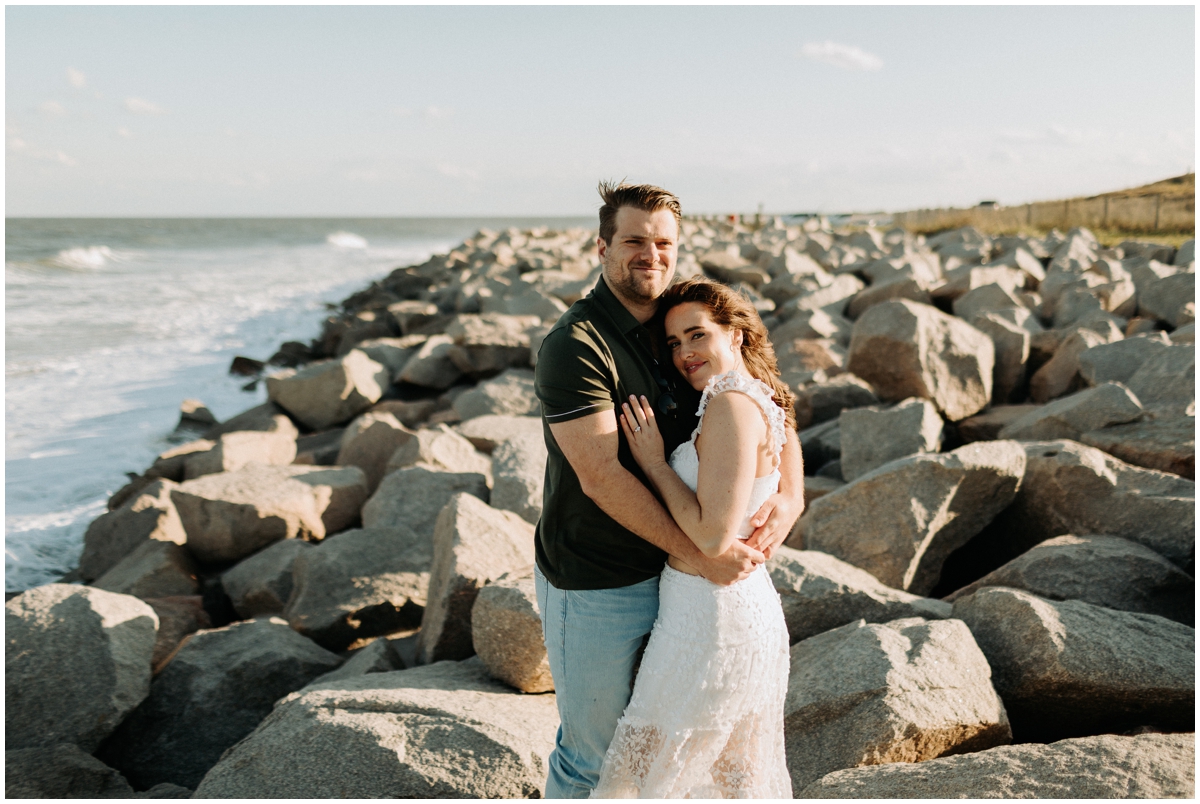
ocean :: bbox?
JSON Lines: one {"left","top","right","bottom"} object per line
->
{"left": 5, "top": 216, "right": 591, "bottom": 592}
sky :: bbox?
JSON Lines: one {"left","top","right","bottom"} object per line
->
{"left": 5, "top": 5, "right": 1196, "bottom": 217}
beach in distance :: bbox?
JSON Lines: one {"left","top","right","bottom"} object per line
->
{"left": 4, "top": 216, "right": 589, "bottom": 592}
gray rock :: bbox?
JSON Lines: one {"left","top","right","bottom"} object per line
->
{"left": 1138, "top": 271, "right": 1195, "bottom": 327}
{"left": 952, "top": 587, "right": 1194, "bottom": 740}
{"left": 768, "top": 547, "right": 951, "bottom": 643}
{"left": 997, "top": 382, "right": 1144, "bottom": 441}
{"left": 146, "top": 438, "right": 215, "bottom": 482}
{"left": 455, "top": 413, "right": 545, "bottom": 453}
{"left": 285, "top": 526, "right": 431, "bottom": 651}
{"left": 1125, "top": 343, "right": 1195, "bottom": 416}
{"left": 1078, "top": 332, "right": 1171, "bottom": 386}
{"left": 798, "top": 418, "right": 842, "bottom": 470}
{"left": 352, "top": 335, "right": 427, "bottom": 376}
{"left": 292, "top": 427, "right": 346, "bottom": 466}
{"left": 994, "top": 440, "right": 1194, "bottom": 569}
{"left": 204, "top": 401, "right": 299, "bottom": 440}
{"left": 134, "top": 782, "right": 194, "bottom": 798}
{"left": 397, "top": 334, "right": 465, "bottom": 389}
{"left": 306, "top": 637, "right": 402, "bottom": 688}
{"left": 361, "top": 465, "right": 489, "bottom": 538}
{"left": 847, "top": 300, "right": 994, "bottom": 421}
{"left": 416, "top": 494, "right": 537, "bottom": 665}
{"left": 803, "top": 475, "right": 845, "bottom": 503}
{"left": 1029, "top": 328, "right": 1108, "bottom": 403}
{"left": 846, "top": 277, "right": 931, "bottom": 320}
{"left": 792, "top": 441, "right": 1026, "bottom": 594}
{"left": 79, "top": 480, "right": 186, "bottom": 582}
{"left": 785, "top": 618, "right": 1011, "bottom": 791}
{"left": 957, "top": 405, "right": 1041, "bottom": 443}
{"left": 142, "top": 595, "right": 210, "bottom": 674}
{"left": 1175, "top": 239, "right": 1196, "bottom": 267}
{"left": 969, "top": 312, "right": 1030, "bottom": 404}
{"left": 488, "top": 285, "right": 570, "bottom": 320}
{"left": 793, "top": 374, "right": 879, "bottom": 430}
{"left": 952, "top": 282, "right": 1026, "bottom": 322}
{"left": 1169, "top": 321, "right": 1195, "bottom": 342}
{"left": 386, "top": 423, "right": 493, "bottom": 479}
{"left": 97, "top": 617, "right": 342, "bottom": 790}
{"left": 5, "top": 744, "right": 134, "bottom": 798}
{"left": 472, "top": 570, "right": 552, "bottom": 693}
{"left": 266, "top": 350, "right": 390, "bottom": 430}
{"left": 944, "top": 534, "right": 1193, "bottom": 625}
{"left": 6, "top": 584, "right": 158, "bottom": 751}
{"left": 335, "top": 411, "right": 415, "bottom": 493}
{"left": 1082, "top": 416, "right": 1195, "bottom": 479}
{"left": 193, "top": 657, "right": 558, "bottom": 798}
{"left": 784, "top": 274, "right": 865, "bottom": 317}
{"left": 491, "top": 434, "right": 547, "bottom": 524}
{"left": 445, "top": 313, "right": 539, "bottom": 378}
{"left": 183, "top": 429, "right": 297, "bottom": 479}
{"left": 776, "top": 338, "right": 847, "bottom": 376}
{"left": 452, "top": 368, "right": 540, "bottom": 420}
{"left": 799, "top": 732, "right": 1195, "bottom": 799}
{"left": 92, "top": 540, "right": 200, "bottom": 599}
{"left": 932, "top": 265, "right": 1025, "bottom": 303}
{"left": 839, "top": 398, "right": 943, "bottom": 482}
{"left": 171, "top": 464, "right": 368, "bottom": 564}
{"left": 220, "top": 539, "right": 313, "bottom": 618}
{"left": 387, "top": 300, "right": 439, "bottom": 335}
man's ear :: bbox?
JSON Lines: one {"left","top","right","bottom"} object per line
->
{"left": 596, "top": 235, "right": 608, "bottom": 261}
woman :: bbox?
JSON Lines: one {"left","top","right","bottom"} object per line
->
{"left": 590, "top": 277, "right": 796, "bottom": 799}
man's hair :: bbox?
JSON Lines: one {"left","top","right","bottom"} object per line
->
{"left": 597, "top": 181, "right": 682, "bottom": 245}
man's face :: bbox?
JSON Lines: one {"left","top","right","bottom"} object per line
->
{"left": 597, "top": 206, "right": 678, "bottom": 307}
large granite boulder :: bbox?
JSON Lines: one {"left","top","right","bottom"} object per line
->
{"left": 952, "top": 587, "right": 1194, "bottom": 741}
{"left": 203, "top": 401, "right": 299, "bottom": 440}
{"left": 1138, "top": 271, "right": 1195, "bottom": 327}
{"left": 92, "top": 540, "right": 200, "bottom": 599}
{"left": 96, "top": 617, "right": 342, "bottom": 790}
{"left": 193, "top": 657, "right": 558, "bottom": 798}
{"left": 768, "top": 547, "right": 950, "bottom": 643}
{"left": 1029, "top": 329, "right": 1108, "bottom": 403}
{"left": 785, "top": 618, "right": 1011, "bottom": 791}
{"left": 490, "top": 433, "right": 548, "bottom": 525}
{"left": 5, "top": 744, "right": 135, "bottom": 798}
{"left": 846, "top": 277, "right": 931, "bottom": 320}
{"left": 793, "top": 374, "right": 879, "bottom": 429}
{"left": 944, "top": 534, "right": 1193, "bottom": 625}
{"left": 219, "top": 538, "right": 313, "bottom": 618}
{"left": 183, "top": 429, "right": 297, "bottom": 479}
{"left": 1124, "top": 343, "right": 1195, "bottom": 416}
{"left": 472, "top": 569, "right": 552, "bottom": 693}
{"left": 305, "top": 637, "right": 403, "bottom": 688}
{"left": 284, "top": 526, "right": 431, "bottom": 651}
{"left": 792, "top": 441, "right": 1026, "bottom": 594}
{"left": 1077, "top": 332, "right": 1171, "bottom": 386}
{"left": 335, "top": 411, "right": 415, "bottom": 494}
{"left": 266, "top": 350, "right": 390, "bottom": 430}
{"left": 171, "top": 464, "right": 368, "bottom": 564}
{"left": 445, "top": 313, "right": 539, "bottom": 378}
{"left": 455, "top": 414, "right": 544, "bottom": 453}
{"left": 997, "top": 382, "right": 1144, "bottom": 441}
{"left": 838, "top": 398, "right": 943, "bottom": 482}
{"left": 385, "top": 423, "right": 493, "bottom": 478}
{"left": 1082, "top": 416, "right": 1195, "bottom": 479}
{"left": 79, "top": 480, "right": 186, "bottom": 582}
{"left": 799, "top": 732, "right": 1194, "bottom": 798}
{"left": 969, "top": 312, "right": 1031, "bottom": 404}
{"left": 847, "top": 300, "right": 994, "bottom": 421}
{"left": 416, "top": 494, "right": 537, "bottom": 665}
{"left": 361, "top": 464, "right": 489, "bottom": 540}
{"left": 452, "top": 368, "right": 540, "bottom": 420}
{"left": 397, "top": 334, "right": 465, "bottom": 390}
{"left": 143, "top": 595, "right": 210, "bottom": 674}
{"left": 6, "top": 584, "right": 158, "bottom": 751}
{"left": 993, "top": 440, "right": 1194, "bottom": 570}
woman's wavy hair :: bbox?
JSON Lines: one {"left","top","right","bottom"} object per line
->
{"left": 659, "top": 277, "right": 797, "bottom": 430}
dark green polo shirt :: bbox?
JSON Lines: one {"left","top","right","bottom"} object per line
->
{"left": 534, "top": 277, "right": 699, "bottom": 590}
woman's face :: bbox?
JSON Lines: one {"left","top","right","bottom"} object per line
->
{"left": 665, "top": 301, "right": 743, "bottom": 391}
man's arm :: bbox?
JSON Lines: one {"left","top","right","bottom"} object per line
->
{"left": 744, "top": 427, "right": 805, "bottom": 559}
{"left": 549, "top": 410, "right": 762, "bottom": 585}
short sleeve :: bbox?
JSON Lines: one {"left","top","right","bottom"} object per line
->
{"left": 535, "top": 324, "right": 616, "bottom": 423}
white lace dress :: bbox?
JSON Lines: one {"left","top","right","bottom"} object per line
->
{"left": 591, "top": 371, "right": 793, "bottom": 799}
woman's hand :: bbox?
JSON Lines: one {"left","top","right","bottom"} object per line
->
{"left": 619, "top": 394, "right": 667, "bottom": 473}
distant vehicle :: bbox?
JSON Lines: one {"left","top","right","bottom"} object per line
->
{"left": 978, "top": 200, "right": 1000, "bottom": 208}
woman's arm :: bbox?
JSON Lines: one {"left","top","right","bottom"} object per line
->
{"left": 621, "top": 391, "right": 764, "bottom": 559}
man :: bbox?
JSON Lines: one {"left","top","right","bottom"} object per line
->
{"left": 533, "top": 182, "right": 805, "bottom": 798}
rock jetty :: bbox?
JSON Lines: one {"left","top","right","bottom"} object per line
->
{"left": 6, "top": 219, "right": 1194, "bottom": 797}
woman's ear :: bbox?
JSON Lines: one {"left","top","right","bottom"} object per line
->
{"left": 730, "top": 328, "right": 744, "bottom": 352}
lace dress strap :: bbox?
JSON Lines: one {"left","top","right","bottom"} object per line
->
{"left": 693, "top": 371, "right": 787, "bottom": 460}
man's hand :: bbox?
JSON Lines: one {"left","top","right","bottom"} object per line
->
{"left": 744, "top": 490, "right": 805, "bottom": 560}
{"left": 693, "top": 540, "right": 764, "bottom": 586}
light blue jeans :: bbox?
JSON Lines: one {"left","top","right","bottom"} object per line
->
{"left": 534, "top": 565, "right": 661, "bottom": 799}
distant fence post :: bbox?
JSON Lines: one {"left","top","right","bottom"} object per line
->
{"left": 1026, "top": 204, "right": 1032, "bottom": 226}
{"left": 1154, "top": 194, "right": 1162, "bottom": 230}
{"left": 1063, "top": 200, "right": 1070, "bottom": 229}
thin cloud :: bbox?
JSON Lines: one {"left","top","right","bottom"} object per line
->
{"left": 801, "top": 41, "right": 883, "bottom": 72}
{"left": 8, "top": 135, "right": 77, "bottom": 166}
{"left": 67, "top": 67, "right": 87, "bottom": 89}
{"left": 124, "top": 97, "right": 165, "bottom": 115}
{"left": 38, "top": 100, "right": 67, "bottom": 117}
{"left": 424, "top": 106, "right": 453, "bottom": 120}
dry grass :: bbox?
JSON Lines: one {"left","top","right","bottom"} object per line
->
{"left": 1092, "top": 173, "right": 1195, "bottom": 201}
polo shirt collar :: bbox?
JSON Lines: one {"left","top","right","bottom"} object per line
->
{"left": 593, "top": 275, "right": 650, "bottom": 335}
